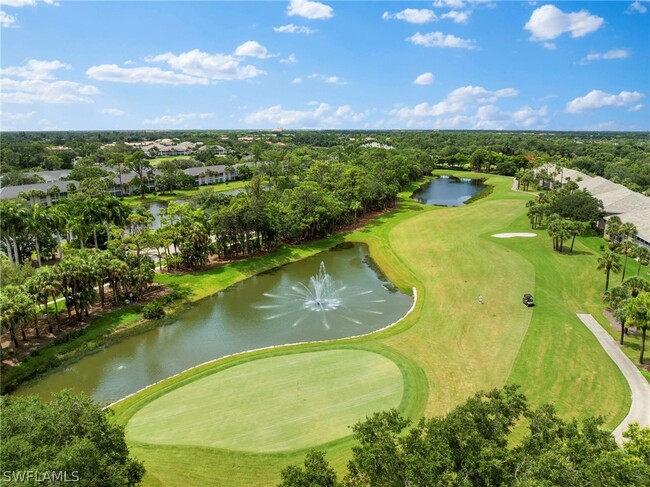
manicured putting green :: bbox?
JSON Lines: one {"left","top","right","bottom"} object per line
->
{"left": 126, "top": 349, "right": 403, "bottom": 452}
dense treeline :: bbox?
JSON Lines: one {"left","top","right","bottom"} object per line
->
{"left": 0, "top": 145, "right": 432, "bottom": 367}
{"left": 1, "top": 391, "right": 145, "bottom": 486}
{"left": 279, "top": 386, "right": 650, "bottom": 487}
{"left": 2, "top": 130, "right": 649, "bottom": 192}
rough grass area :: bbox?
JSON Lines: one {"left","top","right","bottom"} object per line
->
{"left": 111, "top": 171, "right": 631, "bottom": 486}
{"left": 125, "top": 350, "right": 403, "bottom": 452}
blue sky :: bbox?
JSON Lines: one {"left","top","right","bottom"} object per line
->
{"left": 1, "top": 1, "right": 648, "bottom": 131}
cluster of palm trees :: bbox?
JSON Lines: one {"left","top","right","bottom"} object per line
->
{"left": 0, "top": 249, "right": 154, "bottom": 353}
{"left": 597, "top": 219, "right": 649, "bottom": 291}
{"left": 526, "top": 182, "right": 600, "bottom": 254}
{"left": 0, "top": 193, "right": 131, "bottom": 266}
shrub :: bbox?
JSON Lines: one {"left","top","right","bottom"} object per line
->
{"left": 142, "top": 301, "right": 165, "bottom": 320}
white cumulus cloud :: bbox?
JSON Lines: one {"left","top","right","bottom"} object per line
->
{"left": 287, "top": 0, "right": 333, "bottom": 20}
{"left": 1, "top": 59, "right": 69, "bottom": 79}
{"left": 414, "top": 72, "right": 435, "bottom": 85}
{"left": 441, "top": 10, "right": 470, "bottom": 23}
{"left": 244, "top": 102, "right": 366, "bottom": 127}
{"left": 2, "top": 59, "right": 99, "bottom": 104}
{"left": 1, "top": 110, "right": 35, "bottom": 121}
{"left": 0, "top": 10, "right": 16, "bottom": 27}
{"left": 525, "top": 5, "right": 604, "bottom": 41}
{"left": 280, "top": 54, "right": 298, "bottom": 64}
{"left": 245, "top": 102, "right": 331, "bottom": 126}
{"left": 391, "top": 85, "right": 518, "bottom": 119}
{"left": 382, "top": 9, "right": 437, "bottom": 24}
{"left": 566, "top": 90, "right": 645, "bottom": 113}
{"left": 87, "top": 64, "right": 209, "bottom": 85}
{"left": 291, "top": 77, "right": 303, "bottom": 84}
{"left": 90, "top": 48, "right": 267, "bottom": 85}
{"left": 308, "top": 73, "right": 347, "bottom": 85}
{"left": 273, "top": 23, "right": 315, "bottom": 34}
{"left": 627, "top": 1, "right": 647, "bottom": 14}
{"left": 148, "top": 49, "right": 266, "bottom": 80}
{"left": 101, "top": 108, "right": 125, "bottom": 116}
{"left": 0, "top": 0, "right": 36, "bottom": 6}
{"left": 407, "top": 31, "right": 477, "bottom": 49}
{"left": 234, "top": 41, "right": 273, "bottom": 59}
{"left": 144, "top": 112, "right": 214, "bottom": 127}
{"left": 433, "top": 0, "right": 466, "bottom": 8}
{"left": 579, "top": 49, "right": 630, "bottom": 64}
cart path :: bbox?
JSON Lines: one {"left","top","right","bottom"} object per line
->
{"left": 576, "top": 313, "right": 650, "bottom": 445}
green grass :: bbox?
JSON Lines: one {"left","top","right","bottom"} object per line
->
{"left": 106, "top": 171, "right": 632, "bottom": 486}
{"left": 125, "top": 350, "right": 403, "bottom": 452}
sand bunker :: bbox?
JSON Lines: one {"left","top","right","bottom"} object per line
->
{"left": 492, "top": 233, "right": 537, "bottom": 238}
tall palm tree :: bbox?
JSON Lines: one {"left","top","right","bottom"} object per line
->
{"left": 104, "top": 196, "right": 130, "bottom": 242}
{"left": 605, "top": 285, "right": 631, "bottom": 345}
{"left": 47, "top": 203, "right": 67, "bottom": 260}
{"left": 0, "top": 286, "right": 20, "bottom": 351}
{"left": 635, "top": 246, "right": 650, "bottom": 276}
{"left": 29, "top": 203, "right": 52, "bottom": 267}
{"left": 620, "top": 222, "right": 638, "bottom": 242}
{"left": 605, "top": 216, "right": 622, "bottom": 248}
{"left": 0, "top": 200, "right": 30, "bottom": 265}
{"left": 619, "top": 240, "right": 637, "bottom": 282}
{"left": 624, "top": 292, "right": 650, "bottom": 363}
{"left": 26, "top": 267, "right": 61, "bottom": 334}
{"left": 597, "top": 251, "right": 622, "bottom": 291}
{"left": 614, "top": 302, "right": 629, "bottom": 346}
{"left": 622, "top": 276, "right": 650, "bottom": 298}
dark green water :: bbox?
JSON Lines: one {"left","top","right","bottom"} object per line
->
{"left": 16, "top": 244, "right": 412, "bottom": 404}
{"left": 412, "top": 176, "right": 485, "bottom": 206}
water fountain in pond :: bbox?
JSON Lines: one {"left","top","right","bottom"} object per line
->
{"left": 256, "top": 261, "right": 386, "bottom": 329}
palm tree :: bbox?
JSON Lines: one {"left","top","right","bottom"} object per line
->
{"left": 104, "top": 196, "right": 130, "bottom": 243}
{"left": 635, "top": 246, "right": 650, "bottom": 276}
{"left": 47, "top": 203, "right": 67, "bottom": 260}
{"left": 597, "top": 251, "right": 622, "bottom": 291}
{"left": 622, "top": 276, "right": 650, "bottom": 298}
{"left": 0, "top": 287, "right": 20, "bottom": 352}
{"left": 605, "top": 216, "right": 622, "bottom": 248}
{"left": 623, "top": 292, "right": 650, "bottom": 363}
{"left": 0, "top": 200, "right": 30, "bottom": 265}
{"left": 604, "top": 285, "right": 631, "bottom": 345}
{"left": 26, "top": 267, "right": 61, "bottom": 334}
{"left": 619, "top": 240, "right": 637, "bottom": 282}
{"left": 614, "top": 301, "right": 629, "bottom": 346}
{"left": 29, "top": 203, "right": 52, "bottom": 267}
{"left": 620, "top": 222, "right": 638, "bottom": 242}
{"left": 567, "top": 221, "right": 584, "bottom": 253}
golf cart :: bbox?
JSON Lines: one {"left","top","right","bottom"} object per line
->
{"left": 523, "top": 293, "right": 534, "bottom": 307}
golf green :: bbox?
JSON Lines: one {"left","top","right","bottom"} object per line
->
{"left": 125, "top": 349, "right": 404, "bottom": 452}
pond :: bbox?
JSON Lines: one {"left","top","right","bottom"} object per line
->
{"left": 412, "top": 175, "right": 486, "bottom": 206}
{"left": 16, "top": 243, "right": 413, "bottom": 404}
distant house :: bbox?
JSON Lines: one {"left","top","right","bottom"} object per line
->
{"left": 127, "top": 139, "right": 203, "bottom": 157}
{"left": 198, "top": 145, "right": 227, "bottom": 156}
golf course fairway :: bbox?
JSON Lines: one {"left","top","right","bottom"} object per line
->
{"left": 110, "top": 172, "right": 631, "bottom": 486}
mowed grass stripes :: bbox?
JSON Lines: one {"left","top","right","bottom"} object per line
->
{"left": 125, "top": 350, "right": 403, "bottom": 452}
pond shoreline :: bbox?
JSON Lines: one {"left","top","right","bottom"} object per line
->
{"left": 106, "top": 287, "right": 418, "bottom": 409}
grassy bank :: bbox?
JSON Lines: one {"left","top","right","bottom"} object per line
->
{"left": 109, "top": 171, "right": 631, "bottom": 486}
